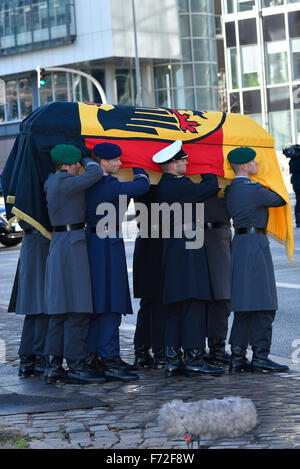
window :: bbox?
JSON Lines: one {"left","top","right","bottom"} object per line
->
{"left": 239, "top": 18, "right": 257, "bottom": 46}
{"left": 192, "top": 14, "right": 215, "bottom": 38}
{"left": 6, "top": 80, "right": 18, "bottom": 121}
{"left": 193, "top": 38, "right": 217, "bottom": 62}
{"left": 288, "top": 11, "right": 300, "bottom": 38}
{"left": 243, "top": 90, "right": 262, "bottom": 114}
{"left": 230, "top": 92, "right": 240, "bottom": 113}
{"left": 241, "top": 45, "right": 260, "bottom": 87}
{"left": 116, "top": 69, "right": 136, "bottom": 105}
{"left": 291, "top": 39, "right": 300, "bottom": 80}
{"left": 292, "top": 85, "right": 300, "bottom": 109}
{"left": 229, "top": 48, "right": 239, "bottom": 89}
{"left": 265, "top": 41, "right": 289, "bottom": 85}
{"left": 267, "top": 86, "right": 290, "bottom": 111}
{"left": 225, "top": 22, "right": 236, "bottom": 48}
{"left": 196, "top": 87, "right": 219, "bottom": 111}
{"left": 195, "top": 63, "right": 217, "bottom": 87}
{"left": 0, "top": 0, "right": 76, "bottom": 56}
{"left": 174, "top": 64, "right": 194, "bottom": 87}
{"left": 224, "top": 0, "right": 234, "bottom": 14}
{"left": 268, "top": 110, "right": 292, "bottom": 148}
{"left": 237, "top": 1, "right": 255, "bottom": 12}
{"left": 179, "top": 15, "right": 190, "bottom": 37}
{"left": 190, "top": 0, "right": 214, "bottom": 13}
{"left": 262, "top": 0, "right": 284, "bottom": 7}
{"left": 19, "top": 78, "right": 32, "bottom": 119}
{"left": 263, "top": 14, "right": 285, "bottom": 42}
{"left": 177, "top": 0, "right": 189, "bottom": 13}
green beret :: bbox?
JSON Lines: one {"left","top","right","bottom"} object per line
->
{"left": 50, "top": 144, "right": 82, "bottom": 165}
{"left": 227, "top": 146, "right": 256, "bottom": 164}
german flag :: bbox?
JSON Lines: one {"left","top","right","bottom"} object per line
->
{"left": 2, "top": 101, "right": 293, "bottom": 262}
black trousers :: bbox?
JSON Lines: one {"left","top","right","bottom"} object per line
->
{"left": 134, "top": 299, "right": 167, "bottom": 350}
{"left": 164, "top": 299, "right": 207, "bottom": 349}
{"left": 18, "top": 314, "right": 49, "bottom": 356}
{"left": 44, "top": 313, "right": 89, "bottom": 360}
{"left": 229, "top": 310, "right": 276, "bottom": 351}
{"left": 206, "top": 299, "right": 231, "bottom": 340}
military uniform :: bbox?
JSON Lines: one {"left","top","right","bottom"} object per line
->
{"left": 157, "top": 173, "right": 226, "bottom": 376}
{"left": 43, "top": 147, "right": 105, "bottom": 384}
{"left": 204, "top": 194, "right": 232, "bottom": 363}
{"left": 86, "top": 168, "right": 149, "bottom": 353}
{"left": 225, "top": 145, "right": 289, "bottom": 372}
{"left": 85, "top": 142, "right": 149, "bottom": 381}
{"left": 12, "top": 220, "right": 50, "bottom": 377}
{"left": 133, "top": 186, "right": 167, "bottom": 368}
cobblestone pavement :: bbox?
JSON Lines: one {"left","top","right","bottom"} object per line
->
{"left": 0, "top": 310, "right": 300, "bottom": 450}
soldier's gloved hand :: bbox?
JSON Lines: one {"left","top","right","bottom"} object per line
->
{"left": 133, "top": 168, "right": 150, "bottom": 183}
{"left": 80, "top": 156, "right": 91, "bottom": 168}
{"left": 80, "top": 156, "right": 100, "bottom": 169}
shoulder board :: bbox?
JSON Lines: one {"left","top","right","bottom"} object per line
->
{"left": 244, "top": 181, "right": 258, "bottom": 185}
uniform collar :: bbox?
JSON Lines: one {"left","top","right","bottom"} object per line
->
{"left": 162, "top": 172, "right": 182, "bottom": 179}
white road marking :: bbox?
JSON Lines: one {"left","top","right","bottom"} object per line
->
{"left": 276, "top": 282, "right": 300, "bottom": 290}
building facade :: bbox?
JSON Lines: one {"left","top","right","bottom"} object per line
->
{"left": 0, "top": 0, "right": 221, "bottom": 169}
{"left": 223, "top": 0, "right": 300, "bottom": 151}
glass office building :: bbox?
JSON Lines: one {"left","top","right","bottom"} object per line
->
{"left": 153, "top": 0, "right": 219, "bottom": 110}
{"left": 223, "top": 0, "right": 300, "bottom": 149}
{"left": 0, "top": 0, "right": 76, "bottom": 56}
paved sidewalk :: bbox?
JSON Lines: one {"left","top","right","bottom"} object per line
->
{"left": 0, "top": 309, "right": 300, "bottom": 450}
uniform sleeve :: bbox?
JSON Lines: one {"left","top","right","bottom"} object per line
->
{"left": 181, "top": 173, "right": 219, "bottom": 203}
{"left": 105, "top": 168, "right": 150, "bottom": 199}
{"left": 61, "top": 161, "right": 104, "bottom": 197}
{"left": 255, "top": 183, "right": 286, "bottom": 208}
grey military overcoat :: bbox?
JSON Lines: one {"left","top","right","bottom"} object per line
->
{"left": 11, "top": 221, "right": 50, "bottom": 315}
{"left": 44, "top": 159, "right": 103, "bottom": 315}
{"left": 225, "top": 177, "right": 286, "bottom": 312}
{"left": 204, "top": 194, "right": 232, "bottom": 300}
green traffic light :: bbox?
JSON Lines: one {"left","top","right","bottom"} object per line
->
{"left": 40, "top": 79, "right": 46, "bottom": 86}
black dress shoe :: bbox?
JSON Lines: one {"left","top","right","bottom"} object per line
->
{"left": 85, "top": 353, "right": 106, "bottom": 376}
{"left": 208, "top": 339, "right": 231, "bottom": 364}
{"left": 153, "top": 348, "right": 166, "bottom": 369}
{"left": 101, "top": 356, "right": 138, "bottom": 371}
{"left": 66, "top": 369, "right": 106, "bottom": 384}
{"left": 165, "top": 346, "right": 182, "bottom": 377}
{"left": 184, "top": 349, "right": 224, "bottom": 376}
{"left": 134, "top": 346, "right": 153, "bottom": 368}
{"left": 18, "top": 355, "right": 36, "bottom": 378}
{"left": 44, "top": 355, "right": 68, "bottom": 384}
{"left": 34, "top": 355, "right": 46, "bottom": 376}
{"left": 251, "top": 348, "right": 289, "bottom": 372}
{"left": 229, "top": 345, "right": 252, "bottom": 373}
{"left": 66, "top": 359, "right": 106, "bottom": 384}
{"left": 101, "top": 357, "right": 139, "bottom": 382}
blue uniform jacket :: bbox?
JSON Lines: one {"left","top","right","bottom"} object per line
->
{"left": 86, "top": 168, "right": 150, "bottom": 314}
{"left": 155, "top": 173, "right": 219, "bottom": 304}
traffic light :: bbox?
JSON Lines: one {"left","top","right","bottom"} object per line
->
{"left": 40, "top": 68, "right": 46, "bottom": 86}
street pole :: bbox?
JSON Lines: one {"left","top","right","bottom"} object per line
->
{"left": 131, "top": 0, "right": 142, "bottom": 107}
{"left": 35, "top": 66, "right": 107, "bottom": 104}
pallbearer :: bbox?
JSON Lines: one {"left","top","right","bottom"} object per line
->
{"left": 226, "top": 146, "right": 289, "bottom": 372}
{"left": 44, "top": 144, "right": 105, "bottom": 384}
{"left": 152, "top": 140, "right": 224, "bottom": 377}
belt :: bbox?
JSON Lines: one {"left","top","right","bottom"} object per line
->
{"left": 87, "top": 226, "right": 120, "bottom": 233}
{"left": 52, "top": 223, "right": 86, "bottom": 232}
{"left": 204, "top": 222, "right": 231, "bottom": 230}
{"left": 235, "top": 227, "right": 266, "bottom": 235}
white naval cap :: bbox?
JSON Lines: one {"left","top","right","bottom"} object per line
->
{"left": 152, "top": 140, "right": 188, "bottom": 164}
